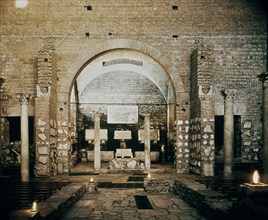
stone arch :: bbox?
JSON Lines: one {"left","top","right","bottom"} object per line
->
{"left": 56, "top": 39, "right": 186, "bottom": 173}
{"left": 58, "top": 39, "right": 186, "bottom": 147}
{"left": 58, "top": 39, "right": 185, "bottom": 103}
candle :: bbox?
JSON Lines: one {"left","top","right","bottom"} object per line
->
{"left": 252, "top": 170, "right": 260, "bottom": 184}
{"left": 31, "top": 201, "right": 37, "bottom": 212}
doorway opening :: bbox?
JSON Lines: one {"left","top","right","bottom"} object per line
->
{"left": 215, "top": 115, "right": 241, "bottom": 159}
{"left": 3, "top": 116, "right": 35, "bottom": 176}
{"left": 214, "top": 115, "right": 242, "bottom": 174}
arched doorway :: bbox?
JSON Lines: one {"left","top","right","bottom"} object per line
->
{"left": 70, "top": 49, "right": 175, "bottom": 171}
{"left": 58, "top": 39, "right": 186, "bottom": 173}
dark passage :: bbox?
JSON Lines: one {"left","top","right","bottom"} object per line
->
{"left": 134, "top": 195, "right": 154, "bottom": 209}
{"left": 97, "top": 182, "right": 143, "bottom": 189}
{"left": 127, "top": 176, "right": 144, "bottom": 182}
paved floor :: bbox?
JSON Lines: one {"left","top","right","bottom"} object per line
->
{"left": 60, "top": 188, "right": 207, "bottom": 220}
{"left": 4, "top": 161, "right": 253, "bottom": 220}
{"left": 54, "top": 173, "right": 208, "bottom": 220}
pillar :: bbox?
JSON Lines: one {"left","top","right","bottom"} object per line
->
{"left": 17, "top": 93, "right": 31, "bottom": 182}
{"left": 0, "top": 77, "right": 6, "bottom": 177}
{"left": 144, "top": 114, "right": 151, "bottom": 170}
{"left": 94, "top": 114, "right": 101, "bottom": 171}
{"left": 221, "top": 89, "right": 237, "bottom": 178}
{"left": 258, "top": 73, "right": 268, "bottom": 183}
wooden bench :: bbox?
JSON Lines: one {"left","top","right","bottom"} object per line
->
{"left": 115, "top": 148, "right": 133, "bottom": 158}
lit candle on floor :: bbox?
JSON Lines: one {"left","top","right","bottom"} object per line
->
{"left": 31, "top": 201, "right": 37, "bottom": 212}
{"left": 252, "top": 170, "right": 260, "bottom": 184}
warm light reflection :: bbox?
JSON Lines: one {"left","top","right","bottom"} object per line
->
{"left": 15, "top": 0, "right": 29, "bottom": 8}
{"left": 31, "top": 201, "right": 37, "bottom": 212}
{"left": 253, "top": 170, "right": 260, "bottom": 184}
{"left": 90, "top": 177, "right": 94, "bottom": 183}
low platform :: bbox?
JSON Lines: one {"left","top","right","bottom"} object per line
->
{"left": 69, "top": 161, "right": 175, "bottom": 175}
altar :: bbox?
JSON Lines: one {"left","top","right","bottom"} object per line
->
{"left": 83, "top": 114, "right": 161, "bottom": 171}
{"left": 115, "top": 148, "right": 133, "bottom": 158}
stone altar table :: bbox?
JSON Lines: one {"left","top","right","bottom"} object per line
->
{"left": 115, "top": 148, "right": 133, "bottom": 158}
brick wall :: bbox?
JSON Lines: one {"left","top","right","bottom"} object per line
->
{"left": 0, "top": 0, "right": 267, "bottom": 175}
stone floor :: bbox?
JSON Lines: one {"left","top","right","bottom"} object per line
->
{"left": 59, "top": 173, "right": 207, "bottom": 220}
{"left": 40, "top": 162, "right": 209, "bottom": 220}
{"left": 5, "top": 162, "right": 263, "bottom": 220}
{"left": 61, "top": 188, "right": 207, "bottom": 220}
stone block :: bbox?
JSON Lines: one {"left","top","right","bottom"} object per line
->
{"left": 39, "top": 156, "right": 48, "bottom": 164}
{"left": 38, "top": 133, "right": 47, "bottom": 141}
{"left": 204, "top": 125, "right": 212, "bottom": 132}
{"left": 244, "top": 121, "right": 252, "bottom": 128}
{"left": 38, "top": 119, "right": 47, "bottom": 126}
{"left": 38, "top": 146, "right": 48, "bottom": 154}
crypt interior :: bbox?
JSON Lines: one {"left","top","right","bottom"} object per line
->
{"left": 0, "top": 0, "right": 268, "bottom": 219}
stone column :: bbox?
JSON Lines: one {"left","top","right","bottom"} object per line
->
{"left": 221, "top": 89, "right": 237, "bottom": 178}
{"left": 0, "top": 77, "right": 6, "bottom": 177}
{"left": 17, "top": 93, "right": 31, "bottom": 182}
{"left": 258, "top": 73, "right": 268, "bottom": 183}
{"left": 144, "top": 114, "right": 151, "bottom": 170}
{"left": 94, "top": 114, "right": 101, "bottom": 171}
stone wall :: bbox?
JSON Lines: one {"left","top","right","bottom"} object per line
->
{"left": 35, "top": 41, "right": 58, "bottom": 176}
{"left": 0, "top": 0, "right": 267, "bottom": 175}
{"left": 175, "top": 120, "right": 190, "bottom": 173}
{"left": 189, "top": 47, "right": 215, "bottom": 176}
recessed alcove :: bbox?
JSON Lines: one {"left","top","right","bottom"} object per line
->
{"left": 70, "top": 49, "right": 175, "bottom": 166}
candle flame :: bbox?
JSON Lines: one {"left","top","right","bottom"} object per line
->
{"left": 32, "top": 201, "right": 37, "bottom": 212}
{"left": 148, "top": 173, "right": 151, "bottom": 179}
{"left": 90, "top": 177, "right": 94, "bottom": 183}
{"left": 253, "top": 170, "right": 259, "bottom": 184}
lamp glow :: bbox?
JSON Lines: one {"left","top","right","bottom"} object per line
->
{"left": 147, "top": 173, "right": 151, "bottom": 179}
{"left": 31, "top": 201, "right": 37, "bottom": 212}
{"left": 15, "top": 0, "right": 29, "bottom": 8}
{"left": 253, "top": 170, "right": 260, "bottom": 184}
{"left": 90, "top": 177, "right": 94, "bottom": 183}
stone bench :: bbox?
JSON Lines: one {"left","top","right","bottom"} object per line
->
{"left": 115, "top": 148, "right": 133, "bottom": 158}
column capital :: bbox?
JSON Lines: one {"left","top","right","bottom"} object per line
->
{"left": 16, "top": 93, "right": 31, "bottom": 105}
{"left": 221, "top": 89, "right": 237, "bottom": 101}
